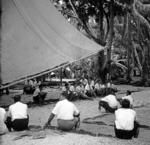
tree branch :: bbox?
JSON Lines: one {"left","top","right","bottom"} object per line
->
{"left": 136, "top": 0, "right": 150, "bottom": 17}
{"left": 68, "top": 0, "right": 106, "bottom": 46}
{"left": 132, "top": 0, "right": 150, "bottom": 34}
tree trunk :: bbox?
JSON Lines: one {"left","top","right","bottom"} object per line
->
{"left": 126, "top": 13, "right": 132, "bottom": 82}
{"left": 105, "top": 0, "right": 114, "bottom": 82}
{"left": 99, "top": 0, "right": 104, "bottom": 43}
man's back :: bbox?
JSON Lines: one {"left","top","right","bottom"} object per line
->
{"left": 8, "top": 102, "right": 28, "bottom": 121}
{"left": 115, "top": 108, "right": 136, "bottom": 130}
{"left": 0, "top": 107, "right": 7, "bottom": 134}
{"left": 101, "top": 94, "right": 118, "bottom": 108}
{"left": 52, "top": 99, "right": 79, "bottom": 120}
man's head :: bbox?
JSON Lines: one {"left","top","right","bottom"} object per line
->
{"left": 13, "top": 95, "right": 21, "bottom": 102}
{"left": 65, "top": 82, "right": 69, "bottom": 89}
{"left": 61, "top": 91, "right": 72, "bottom": 101}
{"left": 121, "top": 99, "right": 130, "bottom": 108}
{"left": 126, "top": 90, "right": 132, "bottom": 96}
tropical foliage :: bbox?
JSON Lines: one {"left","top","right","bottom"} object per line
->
{"left": 51, "top": 0, "right": 150, "bottom": 85}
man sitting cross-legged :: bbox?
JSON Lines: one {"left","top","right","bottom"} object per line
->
{"left": 114, "top": 99, "right": 139, "bottom": 139}
{"left": 5, "top": 95, "right": 29, "bottom": 131}
{"left": 44, "top": 91, "right": 80, "bottom": 131}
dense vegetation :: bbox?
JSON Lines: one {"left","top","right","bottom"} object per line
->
{"left": 51, "top": 0, "right": 150, "bottom": 86}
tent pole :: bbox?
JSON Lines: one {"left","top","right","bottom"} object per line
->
{"left": 60, "top": 68, "right": 63, "bottom": 87}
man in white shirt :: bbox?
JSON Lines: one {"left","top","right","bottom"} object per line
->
{"left": 114, "top": 99, "right": 139, "bottom": 139}
{"left": 44, "top": 91, "right": 80, "bottom": 131}
{"left": 122, "top": 90, "right": 134, "bottom": 108}
{"left": 84, "top": 79, "right": 96, "bottom": 98}
{"left": 5, "top": 95, "right": 29, "bottom": 131}
{"left": 99, "top": 93, "right": 119, "bottom": 113}
{"left": 0, "top": 107, "right": 7, "bottom": 134}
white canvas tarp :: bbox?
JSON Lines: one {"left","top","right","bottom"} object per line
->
{"left": 1, "top": 0, "right": 103, "bottom": 86}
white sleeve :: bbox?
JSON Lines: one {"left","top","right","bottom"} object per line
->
{"left": 134, "top": 111, "right": 137, "bottom": 120}
{"left": 7, "top": 106, "right": 12, "bottom": 117}
{"left": 52, "top": 102, "right": 60, "bottom": 115}
{"left": 25, "top": 104, "right": 28, "bottom": 114}
{"left": 73, "top": 105, "right": 79, "bottom": 116}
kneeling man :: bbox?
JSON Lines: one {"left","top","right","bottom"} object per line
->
{"left": 44, "top": 91, "right": 80, "bottom": 131}
{"left": 99, "top": 92, "right": 119, "bottom": 113}
{"left": 5, "top": 95, "right": 29, "bottom": 131}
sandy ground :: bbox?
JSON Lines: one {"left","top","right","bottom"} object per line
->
{"left": 0, "top": 85, "right": 150, "bottom": 145}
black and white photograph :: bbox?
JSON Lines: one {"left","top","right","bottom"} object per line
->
{"left": 0, "top": 0, "right": 150, "bottom": 144}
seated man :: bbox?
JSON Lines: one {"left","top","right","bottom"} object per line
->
{"left": 44, "top": 91, "right": 80, "bottom": 131}
{"left": 122, "top": 90, "right": 133, "bottom": 108}
{"left": 99, "top": 92, "right": 119, "bottom": 113}
{"left": 33, "top": 85, "right": 47, "bottom": 104}
{"left": 0, "top": 107, "right": 8, "bottom": 135}
{"left": 5, "top": 95, "right": 29, "bottom": 131}
{"left": 75, "top": 83, "right": 93, "bottom": 100}
{"left": 84, "top": 81, "right": 96, "bottom": 98}
{"left": 114, "top": 99, "right": 139, "bottom": 139}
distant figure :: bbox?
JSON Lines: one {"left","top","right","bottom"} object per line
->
{"left": 84, "top": 78, "right": 96, "bottom": 98}
{"left": 94, "top": 80, "right": 102, "bottom": 96}
{"left": 99, "top": 92, "right": 119, "bottom": 113}
{"left": 44, "top": 91, "right": 80, "bottom": 131}
{"left": 33, "top": 85, "right": 47, "bottom": 104}
{"left": 75, "top": 83, "right": 93, "bottom": 100}
{"left": 5, "top": 95, "right": 29, "bottom": 131}
{"left": 122, "top": 90, "right": 134, "bottom": 108}
{"left": 23, "top": 79, "right": 35, "bottom": 94}
{"left": 0, "top": 107, "right": 7, "bottom": 134}
{"left": 62, "top": 82, "right": 70, "bottom": 92}
{"left": 114, "top": 99, "right": 139, "bottom": 139}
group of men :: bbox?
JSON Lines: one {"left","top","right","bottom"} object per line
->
{"left": 99, "top": 90, "right": 139, "bottom": 139}
{"left": 0, "top": 85, "right": 139, "bottom": 140}
{"left": 61, "top": 78, "right": 117, "bottom": 101}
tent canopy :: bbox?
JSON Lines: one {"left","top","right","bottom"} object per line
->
{"left": 1, "top": 0, "right": 103, "bottom": 86}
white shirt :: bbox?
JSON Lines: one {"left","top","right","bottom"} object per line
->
{"left": 95, "top": 83, "right": 100, "bottom": 90}
{"left": 69, "top": 85, "right": 75, "bottom": 92}
{"left": 62, "top": 86, "right": 67, "bottom": 92}
{"left": 122, "top": 95, "right": 134, "bottom": 107}
{"left": 100, "top": 84, "right": 106, "bottom": 88}
{"left": 106, "top": 82, "right": 111, "bottom": 88}
{"left": 8, "top": 102, "right": 28, "bottom": 121}
{"left": 76, "top": 85, "right": 81, "bottom": 93}
{"left": 115, "top": 108, "right": 136, "bottom": 130}
{"left": 52, "top": 99, "right": 79, "bottom": 120}
{"left": 85, "top": 83, "right": 91, "bottom": 91}
{"left": 90, "top": 80, "right": 95, "bottom": 89}
{"left": 101, "top": 94, "right": 118, "bottom": 108}
{"left": 33, "top": 87, "right": 40, "bottom": 97}
{"left": 0, "top": 108, "right": 7, "bottom": 134}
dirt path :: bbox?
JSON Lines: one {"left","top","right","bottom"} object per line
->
{"left": 1, "top": 85, "right": 150, "bottom": 145}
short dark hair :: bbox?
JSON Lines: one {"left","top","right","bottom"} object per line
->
{"left": 13, "top": 95, "right": 21, "bottom": 102}
{"left": 61, "top": 91, "right": 72, "bottom": 101}
{"left": 65, "top": 82, "right": 69, "bottom": 87}
{"left": 121, "top": 99, "right": 130, "bottom": 108}
{"left": 126, "top": 90, "right": 132, "bottom": 95}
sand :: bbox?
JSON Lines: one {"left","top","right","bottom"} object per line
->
{"left": 1, "top": 85, "right": 150, "bottom": 145}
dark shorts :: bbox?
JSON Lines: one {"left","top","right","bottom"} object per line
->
{"left": 99, "top": 100, "right": 117, "bottom": 113}
{"left": 5, "top": 117, "right": 29, "bottom": 131}
{"left": 114, "top": 121, "right": 139, "bottom": 139}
